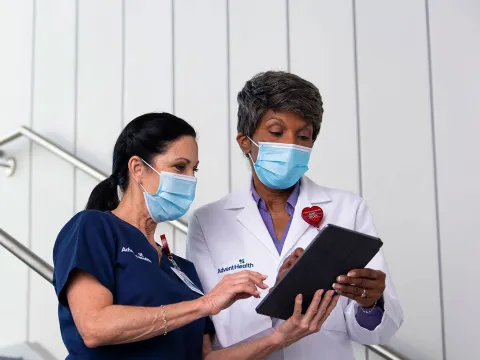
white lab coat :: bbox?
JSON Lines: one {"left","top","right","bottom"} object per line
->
{"left": 186, "top": 176, "right": 403, "bottom": 360}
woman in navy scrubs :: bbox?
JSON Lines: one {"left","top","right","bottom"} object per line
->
{"left": 53, "top": 113, "right": 338, "bottom": 360}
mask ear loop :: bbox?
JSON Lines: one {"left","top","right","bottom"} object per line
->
{"left": 246, "top": 136, "right": 259, "bottom": 148}
{"left": 246, "top": 136, "right": 259, "bottom": 166}
{"left": 138, "top": 158, "right": 161, "bottom": 194}
{"left": 138, "top": 182, "right": 149, "bottom": 194}
{"left": 141, "top": 158, "right": 161, "bottom": 176}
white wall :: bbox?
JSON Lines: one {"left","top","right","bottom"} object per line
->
{"left": 355, "top": 2, "right": 443, "bottom": 358}
{"left": 428, "top": 1, "right": 480, "bottom": 359}
{"left": 0, "top": 1, "right": 478, "bottom": 359}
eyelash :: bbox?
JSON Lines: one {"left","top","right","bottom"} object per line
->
{"left": 270, "top": 131, "right": 282, "bottom": 137}
{"left": 174, "top": 164, "right": 199, "bottom": 173}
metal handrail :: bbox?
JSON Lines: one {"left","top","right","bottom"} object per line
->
{"left": 0, "top": 126, "right": 406, "bottom": 360}
{"left": 0, "top": 126, "right": 188, "bottom": 233}
{"left": 0, "top": 228, "right": 53, "bottom": 284}
{"left": 368, "top": 345, "right": 407, "bottom": 360}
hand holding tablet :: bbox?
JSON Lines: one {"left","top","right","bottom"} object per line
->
{"left": 333, "top": 268, "right": 386, "bottom": 308}
{"left": 256, "top": 224, "right": 383, "bottom": 320}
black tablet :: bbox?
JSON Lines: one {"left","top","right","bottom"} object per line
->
{"left": 255, "top": 224, "right": 383, "bottom": 320}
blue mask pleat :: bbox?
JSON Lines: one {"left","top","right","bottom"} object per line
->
{"left": 142, "top": 170, "right": 197, "bottom": 223}
{"left": 253, "top": 142, "right": 311, "bottom": 190}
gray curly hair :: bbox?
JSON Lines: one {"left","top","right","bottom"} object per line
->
{"left": 236, "top": 71, "right": 324, "bottom": 141}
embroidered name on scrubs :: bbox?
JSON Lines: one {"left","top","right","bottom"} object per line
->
{"left": 121, "top": 246, "right": 152, "bottom": 263}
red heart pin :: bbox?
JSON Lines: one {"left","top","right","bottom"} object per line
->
{"left": 301, "top": 206, "right": 324, "bottom": 228}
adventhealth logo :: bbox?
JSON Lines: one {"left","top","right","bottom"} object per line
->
{"left": 217, "top": 259, "right": 254, "bottom": 274}
{"left": 121, "top": 247, "right": 152, "bottom": 264}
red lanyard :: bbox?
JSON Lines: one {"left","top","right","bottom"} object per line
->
{"left": 160, "top": 234, "right": 181, "bottom": 270}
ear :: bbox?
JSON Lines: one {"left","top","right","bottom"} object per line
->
{"left": 236, "top": 133, "right": 251, "bottom": 157}
{"left": 128, "top": 156, "right": 146, "bottom": 184}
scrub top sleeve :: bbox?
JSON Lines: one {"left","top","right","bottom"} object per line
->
{"left": 53, "top": 211, "right": 116, "bottom": 306}
{"left": 204, "top": 316, "right": 215, "bottom": 335}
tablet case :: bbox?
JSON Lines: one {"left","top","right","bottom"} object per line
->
{"left": 255, "top": 224, "right": 383, "bottom": 320}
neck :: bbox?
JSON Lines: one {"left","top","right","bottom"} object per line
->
{"left": 252, "top": 175, "right": 293, "bottom": 213}
{"left": 112, "top": 190, "right": 157, "bottom": 245}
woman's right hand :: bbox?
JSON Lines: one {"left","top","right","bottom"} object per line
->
{"left": 202, "top": 270, "right": 269, "bottom": 315}
{"left": 271, "top": 289, "right": 339, "bottom": 348}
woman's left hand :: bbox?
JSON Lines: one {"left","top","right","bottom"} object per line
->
{"left": 333, "top": 269, "right": 386, "bottom": 307}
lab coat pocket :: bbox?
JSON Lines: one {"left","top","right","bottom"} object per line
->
{"left": 322, "top": 301, "right": 347, "bottom": 333}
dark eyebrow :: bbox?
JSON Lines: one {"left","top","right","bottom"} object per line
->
{"left": 267, "top": 117, "right": 285, "bottom": 124}
{"left": 174, "top": 157, "right": 191, "bottom": 164}
{"left": 268, "top": 117, "right": 312, "bottom": 130}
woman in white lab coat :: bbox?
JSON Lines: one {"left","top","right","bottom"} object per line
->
{"left": 187, "top": 71, "right": 404, "bottom": 360}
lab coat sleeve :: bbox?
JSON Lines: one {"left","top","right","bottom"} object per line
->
{"left": 344, "top": 200, "right": 404, "bottom": 345}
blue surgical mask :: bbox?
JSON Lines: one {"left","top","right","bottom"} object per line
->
{"left": 248, "top": 137, "right": 312, "bottom": 190}
{"left": 139, "top": 160, "right": 197, "bottom": 222}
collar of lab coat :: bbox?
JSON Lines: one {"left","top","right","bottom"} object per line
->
{"left": 224, "top": 176, "right": 332, "bottom": 261}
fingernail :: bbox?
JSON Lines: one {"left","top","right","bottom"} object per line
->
{"left": 332, "top": 283, "right": 338, "bottom": 289}
{"left": 348, "top": 272, "right": 355, "bottom": 277}
{"left": 337, "top": 276, "right": 345, "bottom": 282}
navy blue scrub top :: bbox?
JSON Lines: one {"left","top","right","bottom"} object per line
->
{"left": 53, "top": 210, "right": 214, "bottom": 360}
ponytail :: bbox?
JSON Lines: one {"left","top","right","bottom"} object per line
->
{"left": 85, "top": 176, "right": 119, "bottom": 211}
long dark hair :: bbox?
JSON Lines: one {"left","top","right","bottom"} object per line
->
{"left": 86, "top": 113, "right": 196, "bottom": 211}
